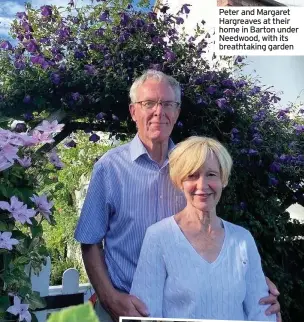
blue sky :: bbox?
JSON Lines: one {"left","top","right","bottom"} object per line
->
{"left": 0, "top": 0, "right": 154, "bottom": 40}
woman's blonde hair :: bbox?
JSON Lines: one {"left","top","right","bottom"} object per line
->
{"left": 169, "top": 136, "right": 233, "bottom": 189}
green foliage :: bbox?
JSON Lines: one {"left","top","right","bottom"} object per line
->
{"left": 0, "top": 0, "right": 303, "bottom": 321}
{"left": 0, "top": 125, "right": 60, "bottom": 320}
{"left": 47, "top": 302, "right": 99, "bottom": 322}
{"left": 39, "top": 131, "right": 115, "bottom": 283}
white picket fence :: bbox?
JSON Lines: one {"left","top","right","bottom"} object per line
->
{"left": 30, "top": 257, "right": 94, "bottom": 322}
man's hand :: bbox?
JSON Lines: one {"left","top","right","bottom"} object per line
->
{"left": 259, "top": 277, "right": 281, "bottom": 322}
{"left": 103, "top": 290, "right": 149, "bottom": 322}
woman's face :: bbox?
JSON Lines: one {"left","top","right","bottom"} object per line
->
{"left": 181, "top": 153, "right": 224, "bottom": 213}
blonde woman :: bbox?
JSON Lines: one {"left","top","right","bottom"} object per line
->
{"left": 130, "top": 136, "right": 275, "bottom": 321}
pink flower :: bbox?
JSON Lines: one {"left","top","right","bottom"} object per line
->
{"left": 32, "top": 130, "right": 55, "bottom": 144}
{"left": 0, "top": 196, "right": 25, "bottom": 213}
{"left": 0, "top": 156, "right": 14, "bottom": 172}
{"left": 11, "top": 206, "right": 36, "bottom": 225}
{"left": 18, "top": 156, "right": 32, "bottom": 167}
{"left": 0, "top": 232, "right": 19, "bottom": 250}
{"left": 18, "top": 133, "right": 39, "bottom": 147}
{"left": 30, "top": 194, "right": 54, "bottom": 223}
{"left": 0, "top": 196, "right": 36, "bottom": 225}
{"left": 35, "top": 120, "right": 64, "bottom": 134}
{"left": 0, "top": 143, "right": 19, "bottom": 162}
{"left": 48, "top": 150, "right": 64, "bottom": 169}
{"left": 0, "top": 128, "right": 24, "bottom": 147}
{"left": 7, "top": 296, "right": 31, "bottom": 322}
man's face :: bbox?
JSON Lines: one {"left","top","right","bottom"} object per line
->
{"left": 129, "top": 79, "right": 180, "bottom": 143}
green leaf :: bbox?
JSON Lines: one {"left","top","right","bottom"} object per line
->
{"left": 31, "top": 225, "right": 43, "bottom": 238}
{"left": 26, "top": 291, "right": 46, "bottom": 310}
{"left": 13, "top": 256, "right": 31, "bottom": 266}
{"left": 47, "top": 303, "right": 99, "bottom": 322}
{"left": 0, "top": 220, "right": 8, "bottom": 231}
{"left": 0, "top": 296, "right": 10, "bottom": 313}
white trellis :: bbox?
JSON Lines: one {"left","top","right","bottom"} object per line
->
{"left": 30, "top": 257, "right": 94, "bottom": 322}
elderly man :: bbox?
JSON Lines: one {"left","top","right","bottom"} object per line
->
{"left": 74, "top": 70, "right": 281, "bottom": 322}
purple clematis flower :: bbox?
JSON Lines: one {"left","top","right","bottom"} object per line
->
{"left": 35, "top": 120, "right": 64, "bottom": 134}
{"left": 23, "top": 112, "right": 34, "bottom": 121}
{"left": 74, "top": 50, "right": 85, "bottom": 60}
{"left": 50, "top": 72, "right": 60, "bottom": 85}
{"left": 95, "top": 28, "right": 105, "bottom": 36}
{"left": 0, "top": 196, "right": 36, "bottom": 225}
{"left": 222, "top": 79, "right": 235, "bottom": 88}
{"left": 164, "top": 50, "right": 176, "bottom": 62}
{"left": 71, "top": 92, "right": 80, "bottom": 101}
{"left": 30, "top": 194, "right": 54, "bottom": 223}
{"left": 235, "top": 56, "right": 243, "bottom": 63}
{"left": 223, "top": 88, "right": 234, "bottom": 96}
{"left": 7, "top": 296, "right": 31, "bottom": 322}
{"left": 136, "top": 19, "right": 145, "bottom": 28}
{"left": 270, "top": 162, "right": 281, "bottom": 173}
{"left": 0, "top": 156, "right": 14, "bottom": 172}
{"left": 0, "top": 144, "right": 19, "bottom": 162}
{"left": 236, "top": 79, "right": 247, "bottom": 88}
{"left": 89, "top": 133, "right": 100, "bottom": 143}
{"left": 32, "top": 130, "right": 54, "bottom": 144}
{"left": 249, "top": 86, "right": 261, "bottom": 95}
{"left": 16, "top": 12, "right": 27, "bottom": 19}
{"left": 175, "top": 17, "right": 184, "bottom": 25}
{"left": 295, "top": 125, "right": 304, "bottom": 135}
{"left": 269, "top": 177, "right": 279, "bottom": 186}
{"left": 14, "top": 60, "right": 26, "bottom": 70}
{"left": 99, "top": 10, "right": 110, "bottom": 21}
{"left": 0, "top": 41, "right": 13, "bottom": 50}
{"left": 24, "top": 40, "right": 38, "bottom": 53}
{"left": 120, "top": 12, "right": 129, "bottom": 26}
{"left": 215, "top": 98, "right": 227, "bottom": 109}
{"left": 96, "top": 112, "right": 106, "bottom": 120}
{"left": 181, "top": 4, "right": 191, "bottom": 14}
{"left": 48, "top": 150, "right": 64, "bottom": 169}
{"left": 41, "top": 5, "right": 52, "bottom": 17}
{"left": 84, "top": 64, "right": 96, "bottom": 75}
{"left": 22, "top": 21, "right": 33, "bottom": 32}
{"left": 206, "top": 85, "right": 217, "bottom": 95}
{"left": 248, "top": 149, "right": 258, "bottom": 156}
{"left": 148, "top": 12, "right": 157, "bottom": 20}
{"left": 18, "top": 156, "right": 31, "bottom": 168}
{"left": 65, "top": 140, "right": 77, "bottom": 148}
{"left": 23, "top": 95, "right": 31, "bottom": 104}
{"left": 0, "top": 232, "right": 19, "bottom": 250}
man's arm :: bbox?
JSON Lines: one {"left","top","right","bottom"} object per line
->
{"left": 81, "top": 244, "right": 149, "bottom": 322}
{"left": 261, "top": 277, "right": 281, "bottom": 322}
{"left": 243, "top": 233, "right": 276, "bottom": 321}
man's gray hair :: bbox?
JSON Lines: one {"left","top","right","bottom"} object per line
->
{"left": 129, "top": 70, "right": 181, "bottom": 103}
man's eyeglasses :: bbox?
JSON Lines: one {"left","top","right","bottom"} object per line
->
{"left": 134, "top": 100, "right": 180, "bottom": 110}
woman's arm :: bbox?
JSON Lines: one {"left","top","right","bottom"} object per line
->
{"left": 243, "top": 232, "right": 276, "bottom": 321}
{"left": 130, "top": 226, "right": 166, "bottom": 318}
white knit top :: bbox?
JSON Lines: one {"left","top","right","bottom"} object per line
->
{"left": 130, "top": 216, "right": 276, "bottom": 321}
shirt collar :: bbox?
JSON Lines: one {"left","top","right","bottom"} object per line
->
{"left": 130, "top": 133, "right": 175, "bottom": 162}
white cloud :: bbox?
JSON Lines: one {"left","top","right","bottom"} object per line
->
{"left": 0, "top": 16, "right": 14, "bottom": 34}
{"left": 0, "top": 1, "right": 25, "bottom": 17}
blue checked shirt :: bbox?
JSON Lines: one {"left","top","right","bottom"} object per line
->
{"left": 74, "top": 134, "right": 186, "bottom": 293}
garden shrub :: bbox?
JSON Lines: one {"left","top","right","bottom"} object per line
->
{"left": 0, "top": 0, "right": 303, "bottom": 320}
